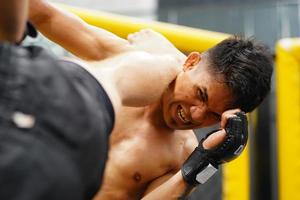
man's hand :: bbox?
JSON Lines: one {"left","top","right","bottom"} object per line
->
{"left": 202, "top": 108, "right": 242, "bottom": 149}
{"left": 181, "top": 111, "right": 248, "bottom": 186}
{"left": 127, "top": 29, "right": 186, "bottom": 64}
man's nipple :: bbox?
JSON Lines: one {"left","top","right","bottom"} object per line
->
{"left": 133, "top": 172, "right": 142, "bottom": 182}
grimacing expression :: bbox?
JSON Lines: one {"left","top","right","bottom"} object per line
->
{"left": 161, "top": 52, "right": 233, "bottom": 130}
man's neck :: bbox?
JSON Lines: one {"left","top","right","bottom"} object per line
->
{"left": 144, "top": 99, "right": 173, "bottom": 132}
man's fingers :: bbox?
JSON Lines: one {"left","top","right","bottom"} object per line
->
{"left": 202, "top": 129, "right": 226, "bottom": 150}
{"left": 220, "top": 114, "right": 236, "bottom": 128}
{"left": 127, "top": 33, "right": 135, "bottom": 43}
{"left": 220, "top": 108, "right": 241, "bottom": 128}
{"left": 127, "top": 29, "right": 147, "bottom": 43}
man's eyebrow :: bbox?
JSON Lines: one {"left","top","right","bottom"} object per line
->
{"left": 201, "top": 87, "right": 221, "bottom": 120}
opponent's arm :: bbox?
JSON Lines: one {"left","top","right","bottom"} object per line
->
{"left": 143, "top": 111, "right": 248, "bottom": 199}
{"left": 29, "top": 0, "right": 133, "bottom": 60}
{"left": 0, "top": 0, "right": 29, "bottom": 43}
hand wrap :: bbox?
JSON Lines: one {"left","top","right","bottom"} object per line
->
{"left": 181, "top": 112, "right": 248, "bottom": 186}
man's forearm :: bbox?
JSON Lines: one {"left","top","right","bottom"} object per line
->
{"left": 0, "top": 0, "right": 28, "bottom": 42}
{"left": 29, "top": 0, "right": 132, "bottom": 60}
{"left": 142, "top": 171, "right": 194, "bottom": 200}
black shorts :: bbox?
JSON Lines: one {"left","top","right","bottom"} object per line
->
{"left": 0, "top": 43, "right": 114, "bottom": 200}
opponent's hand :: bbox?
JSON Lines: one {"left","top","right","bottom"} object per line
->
{"left": 181, "top": 111, "right": 248, "bottom": 186}
{"left": 127, "top": 29, "right": 186, "bottom": 65}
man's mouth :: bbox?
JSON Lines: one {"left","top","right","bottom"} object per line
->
{"left": 177, "top": 105, "right": 189, "bottom": 124}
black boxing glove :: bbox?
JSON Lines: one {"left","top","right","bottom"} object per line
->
{"left": 181, "top": 112, "right": 248, "bottom": 186}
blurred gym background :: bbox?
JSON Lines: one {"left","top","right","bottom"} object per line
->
{"left": 26, "top": 0, "right": 300, "bottom": 199}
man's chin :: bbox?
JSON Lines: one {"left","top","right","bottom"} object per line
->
{"left": 164, "top": 120, "right": 179, "bottom": 130}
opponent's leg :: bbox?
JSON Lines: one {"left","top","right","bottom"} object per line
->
{"left": 0, "top": 43, "right": 113, "bottom": 199}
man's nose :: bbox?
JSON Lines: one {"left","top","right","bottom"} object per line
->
{"left": 190, "top": 105, "right": 207, "bottom": 122}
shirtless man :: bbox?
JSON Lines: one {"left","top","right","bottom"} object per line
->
{"left": 29, "top": 1, "right": 273, "bottom": 199}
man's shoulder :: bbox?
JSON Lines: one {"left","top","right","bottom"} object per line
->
{"left": 174, "top": 130, "right": 198, "bottom": 160}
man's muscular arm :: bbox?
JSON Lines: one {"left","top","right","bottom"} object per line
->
{"left": 29, "top": 0, "right": 133, "bottom": 60}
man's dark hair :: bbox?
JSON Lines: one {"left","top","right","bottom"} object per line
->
{"left": 207, "top": 36, "right": 273, "bottom": 112}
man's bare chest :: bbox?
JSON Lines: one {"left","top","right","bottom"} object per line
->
{"left": 107, "top": 118, "right": 186, "bottom": 186}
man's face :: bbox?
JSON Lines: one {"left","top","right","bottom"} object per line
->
{"left": 161, "top": 52, "right": 233, "bottom": 130}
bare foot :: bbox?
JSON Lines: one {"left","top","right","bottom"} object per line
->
{"left": 127, "top": 29, "right": 186, "bottom": 64}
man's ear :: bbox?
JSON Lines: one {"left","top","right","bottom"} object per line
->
{"left": 183, "top": 52, "right": 201, "bottom": 71}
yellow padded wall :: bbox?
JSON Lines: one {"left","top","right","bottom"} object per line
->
{"left": 59, "top": 4, "right": 230, "bottom": 53}
{"left": 276, "top": 38, "right": 300, "bottom": 200}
